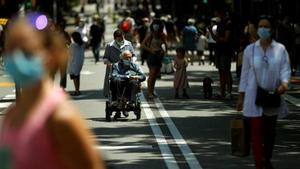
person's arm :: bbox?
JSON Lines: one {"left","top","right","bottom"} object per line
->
{"left": 141, "top": 33, "right": 154, "bottom": 54}
{"left": 111, "top": 64, "right": 128, "bottom": 80}
{"left": 49, "top": 102, "right": 106, "bottom": 169}
{"left": 131, "top": 64, "right": 146, "bottom": 82}
{"left": 277, "top": 46, "right": 291, "bottom": 94}
{"left": 236, "top": 45, "right": 252, "bottom": 111}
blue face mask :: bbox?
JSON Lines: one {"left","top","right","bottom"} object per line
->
{"left": 122, "top": 59, "right": 131, "bottom": 68}
{"left": 257, "top": 27, "right": 271, "bottom": 39}
{"left": 4, "top": 50, "right": 44, "bottom": 88}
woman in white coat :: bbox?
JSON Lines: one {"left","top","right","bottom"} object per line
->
{"left": 237, "top": 16, "right": 291, "bottom": 169}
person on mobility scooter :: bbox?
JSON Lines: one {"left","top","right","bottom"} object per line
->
{"left": 105, "top": 50, "right": 146, "bottom": 121}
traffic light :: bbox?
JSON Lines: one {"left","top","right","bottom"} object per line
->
{"left": 203, "top": 0, "right": 208, "bottom": 4}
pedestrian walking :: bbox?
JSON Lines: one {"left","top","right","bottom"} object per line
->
{"left": 103, "top": 30, "right": 136, "bottom": 97}
{"left": 119, "top": 10, "right": 136, "bottom": 43}
{"left": 0, "top": 16, "right": 106, "bottom": 169}
{"left": 209, "top": 9, "right": 233, "bottom": 99}
{"left": 141, "top": 19, "right": 167, "bottom": 99}
{"left": 174, "top": 47, "right": 189, "bottom": 99}
{"left": 237, "top": 16, "right": 291, "bottom": 169}
{"left": 206, "top": 17, "right": 218, "bottom": 66}
{"left": 68, "top": 32, "right": 85, "bottom": 96}
{"left": 89, "top": 14, "right": 105, "bottom": 63}
{"left": 196, "top": 30, "right": 208, "bottom": 65}
{"left": 135, "top": 17, "right": 150, "bottom": 65}
{"left": 182, "top": 18, "right": 198, "bottom": 65}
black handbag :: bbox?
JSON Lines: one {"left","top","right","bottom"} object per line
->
{"left": 255, "top": 86, "right": 281, "bottom": 108}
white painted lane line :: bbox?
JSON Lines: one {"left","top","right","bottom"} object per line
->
{"left": 284, "top": 94, "right": 300, "bottom": 107}
{"left": 2, "top": 94, "right": 15, "bottom": 100}
{"left": 0, "top": 102, "right": 11, "bottom": 109}
{"left": 154, "top": 98, "right": 203, "bottom": 169}
{"left": 95, "top": 145, "right": 153, "bottom": 150}
{"left": 140, "top": 93, "right": 180, "bottom": 169}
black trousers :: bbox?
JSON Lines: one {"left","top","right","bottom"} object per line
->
{"left": 110, "top": 79, "right": 139, "bottom": 101}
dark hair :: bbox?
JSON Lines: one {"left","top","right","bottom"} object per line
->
{"left": 258, "top": 15, "right": 276, "bottom": 28}
{"left": 71, "top": 32, "right": 83, "bottom": 46}
{"left": 176, "top": 47, "right": 185, "bottom": 55}
{"left": 113, "top": 29, "right": 124, "bottom": 38}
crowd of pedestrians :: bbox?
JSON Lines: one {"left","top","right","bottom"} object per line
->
{"left": 0, "top": 2, "right": 299, "bottom": 168}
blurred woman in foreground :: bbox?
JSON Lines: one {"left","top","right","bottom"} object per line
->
{"left": 0, "top": 16, "right": 105, "bottom": 169}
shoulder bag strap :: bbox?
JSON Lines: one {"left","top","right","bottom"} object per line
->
{"left": 252, "top": 44, "right": 260, "bottom": 87}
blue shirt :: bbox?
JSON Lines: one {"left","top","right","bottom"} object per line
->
{"left": 103, "top": 40, "right": 136, "bottom": 64}
{"left": 111, "top": 61, "right": 146, "bottom": 82}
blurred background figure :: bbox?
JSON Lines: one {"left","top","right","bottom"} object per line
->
{"left": 0, "top": 16, "right": 106, "bottom": 169}
{"left": 182, "top": 18, "right": 198, "bottom": 65}
{"left": 174, "top": 47, "right": 189, "bottom": 99}
{"left": 75, "top": 17, "right": 89, "bottom": 43}
{"left": 119, "top": 10, "right": 136, "bottom": 43}
{"left": 89, "top": 14, "right": 105, "bottom": 63}
{"left": 134, "top": 17, "right": 150, "bottom": 65}
{"left": 68, "top": 31, "right": 85, "bottom": 96}
{"left": 164, "top": 14, "right": 180, "bottom": 49}
{"left": 209, "top": 9, "right": 234, "bottom": 99}
{"left": 206, "top": 17, "right": 219, "bottom": 66}
{"left": 244, "top": 18, "right": 257, "bottom": 44}
{"left": 196, "top": 30, "right": 208, "bottom": 65}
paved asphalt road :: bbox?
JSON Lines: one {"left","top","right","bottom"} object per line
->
{"left": 0, "top": 4, "right": 300, "bottom": 169}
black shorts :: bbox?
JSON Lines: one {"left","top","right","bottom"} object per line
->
{"left": 70, "top": 74, "right": 80, "bottom": 80}
{"left": 147, "top": 53, "right": 163, "bottom": 68}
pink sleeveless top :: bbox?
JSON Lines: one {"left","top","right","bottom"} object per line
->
{"left": 0, "top": 87, "right": 67, "bottom": 169}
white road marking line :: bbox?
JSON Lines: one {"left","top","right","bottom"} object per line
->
{"left": 95, "top": 145, "right": 153, "bottom": 150}
{"left": 0, "top": 102, "right": 11, "bottom": 109}
{"left": 140, "top": 93, "right": 180, "bottom": 169}
{"left": 81, "top": 70, "right": 95, "bottom": 75}
{"left": 153, "top": 98, "right": 203, "bottom": 169}
{"left": 284, "top": 94, "right": 300, "bottom": 107}
{"left": 2, "top": 94, "right": 15, "bottom": 100}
